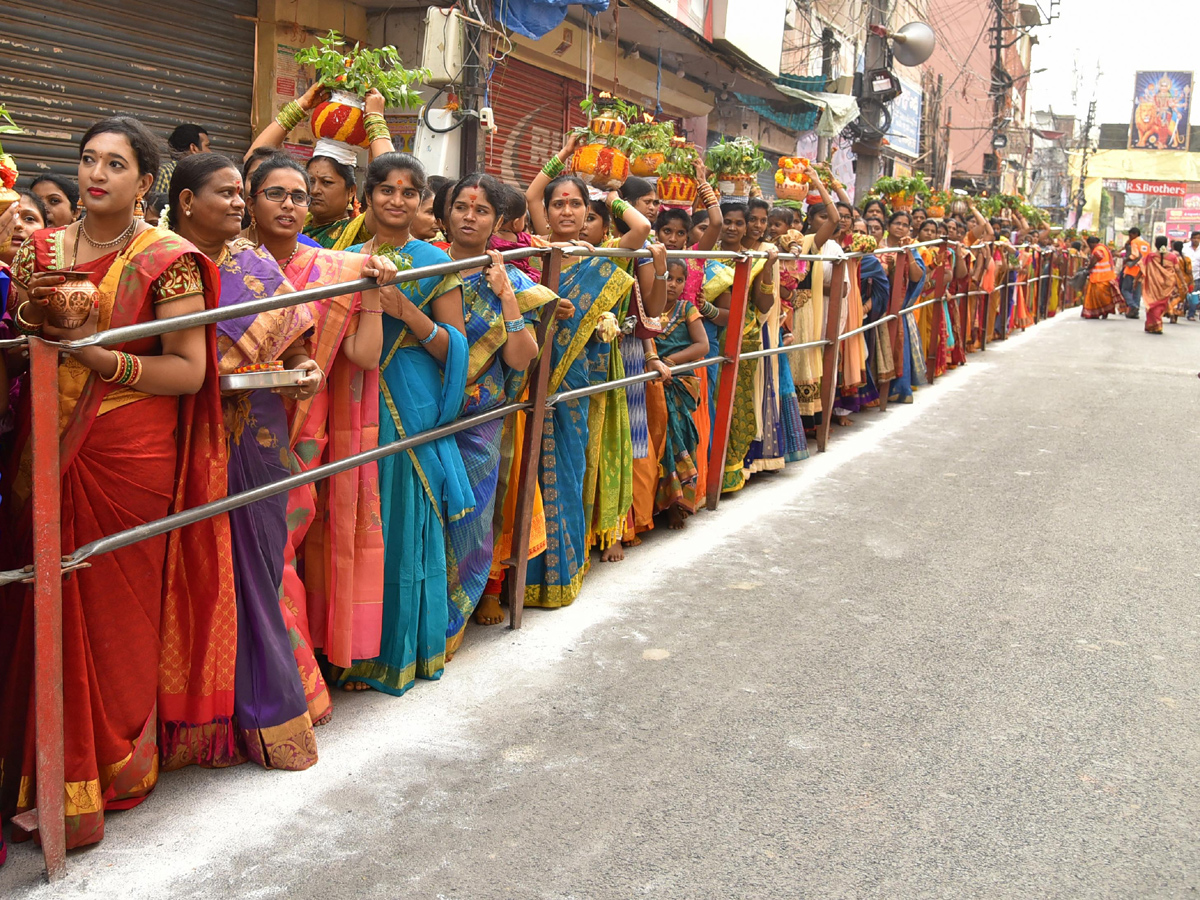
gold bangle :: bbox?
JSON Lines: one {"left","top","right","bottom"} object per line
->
{"left": 14, "top": 302, "right": 43, "bottom": 336}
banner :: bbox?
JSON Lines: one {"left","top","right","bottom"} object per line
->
{"left": 1100, "top": 179, "right": 1187, "bottom": 196}
{"left": 1128, "top": 71, "right": 1193, "bottom": 150}
{"left": 884, "top": 76, "right": 923, "bottom": 159}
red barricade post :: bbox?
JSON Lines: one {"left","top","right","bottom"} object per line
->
{"left": 505, "top": 248, "right": 561, "bottom": 630}
{"left": 816, "top": 259, "right": 844, "bottom": 453}
{"left": 705, "top": 255, "right": 752, "bottom": 511}
{"left": 13, "top": 337, "right": 68, "bottom": 879}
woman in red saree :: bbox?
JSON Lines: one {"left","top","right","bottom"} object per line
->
{"left": 247, "top": 156, "right": 392, "bottom": 698}
{"left": 0, "top": 117, "right": 234, "bottom": 849}
{"left": 1141, "top": 236, "right": 1183, "bottom": 334}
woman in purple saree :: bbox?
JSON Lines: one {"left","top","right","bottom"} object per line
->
{"left": 169, "top": 154, "right": 324, "bottom": 768}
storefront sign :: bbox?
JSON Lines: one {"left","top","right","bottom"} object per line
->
{"left": 884, "top": 76, "right": 923, "bottom": 159}
{"left": 1165, "top": 207, "right": 1200, "bottom": 223}
{"left": 1125, "top": 179, "right": 1187, "bottom": 196}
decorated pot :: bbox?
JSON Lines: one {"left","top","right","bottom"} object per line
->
{"left": 806, "top": 191, "right": 823, "bottom": 206}
{"left": 572, "top": 143, "right": 630, "bottom": 191}
{"left": 310, "top": 90, "right": 369, "bottom": 148}
{"left": 716, "top": 174, "right": 754, "bottom": 197}
{"left": 775, "top": 180, "right": 807, "bottom": 202}
{"left": 0, "top": 188, "right": 16, "bottom": 255}
{"left": 657, "top": 173, "right": 698, "bottom": 206}
{"left": 887, "top": 191, "right": 914, "bottom": 212}
{"left": 45, "top": 270, "right": 99, "bottom": 330}
{"left": 630, "top": 151, "right": 665, "bottom": 178}
{"left": 926, "top": 204, "right": 945, "bottom": 218}
{"left": 0, "top": 153, "right": 19, "bottom": 254}
{"left": 588, "top": 109, "right": 627, "bottom": 138}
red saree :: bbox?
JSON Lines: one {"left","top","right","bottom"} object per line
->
{"left": 0, "top": 226, "right": 235, "bottom": 849}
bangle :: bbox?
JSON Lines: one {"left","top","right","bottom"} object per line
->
{"left": 542, "top": 156, "right": 566, "bottom": 178}
{"left": 757, "top": 280, "right": 776, "bottom": 292}
{"left": 364, "top": 112, "right": 390, "bottom": 144}
{"left": 699, "top": 300, "right": 720, "bottom": 320}
{"left": 275, "top": 100, "right": 306, "bottom": 133}
{"left": 644, "top": 353, "right": 660, "bottom": 363}
{"left": 609, "top": 198, "right": 631, "bottom": 219}
{"left": 360, "top": 307, "right": 383, "bottom": 316}
{"left": 126, "top": 353, "right": 143, "bottom": 387}
{"left": 102, "top": 351, "right": 141, "bottom": 385}
{"left": 504, "top": 318, "right": 527, "bottom": 333}
{"left": 14, "top": 302, "right": 43, "bottom": 336}
{"left": 419, "top": 322, "right": 440, "bottom": 346}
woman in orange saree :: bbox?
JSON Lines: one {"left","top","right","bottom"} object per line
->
{"left": 1082, "top": 237, "right": 1121, "bottom": 320}
{"left": 248, "top": 157, "right": 391, "bottom": 704}
{"left": 0, "top": 118, "right": 234, "bottom": 849}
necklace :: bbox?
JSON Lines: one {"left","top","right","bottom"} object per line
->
{"left": 81, "top": 218, "right": 138, "bottom": 249}
{"left": 275, "top": 244, "right": 300, "bottom": 269}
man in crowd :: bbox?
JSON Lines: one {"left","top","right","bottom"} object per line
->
{"left": 1118, "top": 226, "right": 1150, "bottom": 319}
{"left": 151, "top": 123, "right": 211, "bottom": 193}
{"left": 1182, "top": 230, "right": 1200, "bottom": 320}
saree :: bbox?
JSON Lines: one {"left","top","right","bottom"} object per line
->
{"left": 446, "top": 266, "right": 554, "bottom": 654}
{"left": 305, "top": 212, "right": 372, "bottom": 251}
{"left": 1083, "top": 245, "right": 1120, "bottom": 319}
{"left": 217, "top": 242, "right": 319, "bottom": 767}
{"left": 836, "top": 257, "right": 869, "bottom": 411}
{"left": 653, "top": 299, "right": 703, "bottom": 514}
{"left": 1142, "top": 249, "right": 1181, "bottom": 333}
{"left": 280, "top": 245, "right": 382, "bottom": 713}
{"left": 689, "top": 253, "right": 735, "bottom": 434}
{"left": 586, "top": 243, "right": 636, "bottom": 550}
{"left": 786, "top": 233, "right": 826, "bottom": 417}
{"left": 526, "top": 256, "right": 632, "bottom": 608}
{"left": 0, "top": 226, "right": 234, "bottom": 849}
{"left": 337, "top": 239, "right": 469, "bottom": 695}
{"left": 888, "top": 247, "right": 927, "bottom": 404}
{"left": 722, "top": 252, "right": 770, "bottom": 493}
{"left": 858, "top": 252, "right": 891, "bottom": 403}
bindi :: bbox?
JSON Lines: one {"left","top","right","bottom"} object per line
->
{"left": 467, "top": 190, "right": 479, "bottom": 204}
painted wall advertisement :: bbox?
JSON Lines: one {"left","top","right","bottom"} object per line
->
{"left": 1128, "top": 71, "right": 1193, "bottom": 151}
{"left": 274, "top": 44, "right": 314, "bottom": 149}
{"left": 885, "top": 77, "right": 923, "bottom": 159}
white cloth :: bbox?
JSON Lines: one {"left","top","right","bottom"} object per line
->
{"left": 1184, "top": 242, "right": 1200, "bottom": 283}
{"left": 312, "top": 138, "right": 360, "bottom": 167}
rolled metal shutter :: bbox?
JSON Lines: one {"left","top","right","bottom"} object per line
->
{"left": 484, "top": 58, "right": 587, "bottom": 188}
{"left": 0, "top": 0, "right": 256, "bottom": 183}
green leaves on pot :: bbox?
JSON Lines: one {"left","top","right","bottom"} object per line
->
{"left": 704, "top": 137, "right": 768, "bottom": 177}
{"left": 294, "top": 31, "right": 432, "bottom": 109}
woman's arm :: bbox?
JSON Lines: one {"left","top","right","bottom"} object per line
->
{"left": 750, "top": 246, "right": 779, "bottom": 313}
{"left": 613, "top": 193, "right": 652, "bottom": 251}
{"left": 694, "top": 163, "right": 723, "bottom": 253}
{"left": 244, "top": 82, "right": 329, "bottom": 162}
{"left": 806, "top": 165, "right": 838, "bottom": 247}
{"left": 379, "top": 282, "right": 465, "bottom": 366}
{"left": 638, "top": 242, "right": 668, "bottom": 318}
{"left": 661, "top": 315, "right": 710, "bottom": 367}
{"left": 486, "top": 252, "right": 539, "bottom": 371}
{"left": 341, "top": 255, "right": 395, "bottom": 370}
{"left": 525, "top": 134, "right": 582, "bottom": 237}
{"left": 363, "top": 89, "right": 397, "bottom": 161}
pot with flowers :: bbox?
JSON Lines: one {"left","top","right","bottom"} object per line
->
{"left": 872, "top": 172, "right": 929, "bottom": 212}
{"left": 626, "top": 115, "right": 674, "bottom": 178}
{"left": 807, "top": 161, "right": 838, "bottom": 206}
{"left": 656, "top": 137, "right": 704, "bottom": 206}
{"left": 294, "top": 31, "right": 430, "bottom": 149}
{"left": 0, "top": 106, "right": 24, "bottom": 254}
{"left": 570, "top": 93, "right": 639, "bottom": 190}
{"left": 705, "top": 137, "right": 768, "bottom": 197}
{"left": 774, "top": 156, "right": 810, "bottom": 201}
{"left": 927, "top": 189, "right": 952, "bottom": 218}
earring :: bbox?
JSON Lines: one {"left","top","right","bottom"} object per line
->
{"left": 134, "top": 194, "right": 146, "bottom": 218}
{"left": 185, "top": 208, "right": 192, "bottom": 217}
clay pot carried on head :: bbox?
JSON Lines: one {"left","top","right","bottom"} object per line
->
{"left": 630, "top": 151, "right": 665, "bottom": 178}
{"left": 571, "top": 143, "right": 631, "bottom": 191}
{"left": 775, "top": 180, "right": 807, "bottom": 202}
{"left": 44, "top": 270, "right": 100, "bottom": 329}
{"left": 310, "top": 90, "right": 369, "bottom": 148}
{"left": 657, "top": 173, "right": 698, "bottom": 206}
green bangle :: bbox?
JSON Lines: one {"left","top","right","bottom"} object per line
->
{"left": 276, "top": 100, "right": 306, "bottom": 133}
{"left": 699, "top": 300, "right": 720, "bottom": 320}
{"left": 610, "top": 198, "right": 631, "bottom": 219}
{"left": 542, "top": 156, "right": 566, "bottom": 178}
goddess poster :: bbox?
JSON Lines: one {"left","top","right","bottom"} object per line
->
{"left": 1128, "top": 71, "right": 1193, "bottom": 150}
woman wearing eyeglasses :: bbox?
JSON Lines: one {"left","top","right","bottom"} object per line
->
{"left": 247, "top": 155, "right": 395, "bottom": 705}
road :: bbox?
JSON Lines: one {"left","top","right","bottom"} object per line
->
{"left": 6, "top": 308, "right": 1200, "bottom": 899}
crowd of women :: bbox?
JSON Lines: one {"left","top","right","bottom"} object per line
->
{"left": 0, "top": 83, "right": 1085, "bottom": 858}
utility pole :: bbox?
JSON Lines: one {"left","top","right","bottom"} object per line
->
{"left": 816, "top": 27, "right": 837, "bottom": 161}
{"left": 854, "top": 0, "right": 890, "bottom": 199}
{"left": 988, "top": 0, "right": 1007, "bottom": 192}
{"left": 1071, "top": 99, "right": 1096, "bottom": 228}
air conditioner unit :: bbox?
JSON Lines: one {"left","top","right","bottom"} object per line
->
{"left": 422, "top": 7, "right": 465, "bottom": 85}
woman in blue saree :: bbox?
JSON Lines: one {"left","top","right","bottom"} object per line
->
{"left": 522, "top": 163, "right": 638, "bottom": 607}
{"left": 882, "top": 211, "right": 927, "bottom": 404}
{"left": 441, "top": 173, "right": 555, "bottom": 651}
{"left": 340, "top": 152, "right": 470, "bottom": 695}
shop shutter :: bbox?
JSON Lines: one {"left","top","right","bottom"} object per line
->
{"left": 0, "top": 0, "right": 256, "bottom": 183}
{"left": 484, "top": 57, "right": 586, "bottom": 188}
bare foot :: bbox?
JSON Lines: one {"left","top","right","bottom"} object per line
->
{"left": 313, "top": 711, "right": 332, "bottom": 727}
{"left": 835, "top": 415, "right": 853, "bottom": 426}
{"left": 667, "top": 505, "right": 687, "bottom": 530}
{"left": 601, "top": 542, "right": 625, "bottom": 562}
{"left": 473, "top": 593, "right": 505, "bottom": 626}
{"left": 342, "top": 680, "right": 372, "bottom": 692}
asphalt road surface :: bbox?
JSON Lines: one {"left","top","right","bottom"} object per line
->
{"left": 6, "top": 308, "right": 1200, "bottom": 899}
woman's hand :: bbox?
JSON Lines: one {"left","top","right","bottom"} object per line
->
{"left": 379, "top": 285, "right": 413, "bottom": 321}
{"left": 363, "top": 253, "right": 398, "bottom": 288}
{"left": 648, "top": 356, "right": 673, "bottom": 383}
{"left": 363, "top": 88, "right": 386, "bottom": 117}
{"left": 275, "top": 357, "right": 324, "bottom": 399}
{"left": 23, "top": 271, "right": 67, "bottom": 308}
{"left": 0, "top": 204, "right": 19, "bottom": 253}
{"left": 298, "top": 81, "right": 332, "bottom": 112}
{"left": 555, "top": 298, "right": 576, "bottom": 320}
{"left": 41, "top": 303, "right": 98, "bottom": 343}
{"left": 649, "top": 242, "right": 667, "bottom": 278}
{"left": 694, "top": 159, "right": 708, "bottom": 182}
{"left": 559, "top": 132, "right": 583, "bottom": 159}
{"left": 484, "top": 250, "right": 513, "bottom": 297}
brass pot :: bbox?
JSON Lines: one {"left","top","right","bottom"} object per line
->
{"left": 45, "top": 270, "right": 99, "bottom": 329}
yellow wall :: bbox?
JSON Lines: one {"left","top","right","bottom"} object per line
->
{"left": 253, "top": 0, "right": 370, "bottom": 133}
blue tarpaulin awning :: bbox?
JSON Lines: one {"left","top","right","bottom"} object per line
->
{"left": 495, "top": 0, "right": 612, "bottom": 39}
